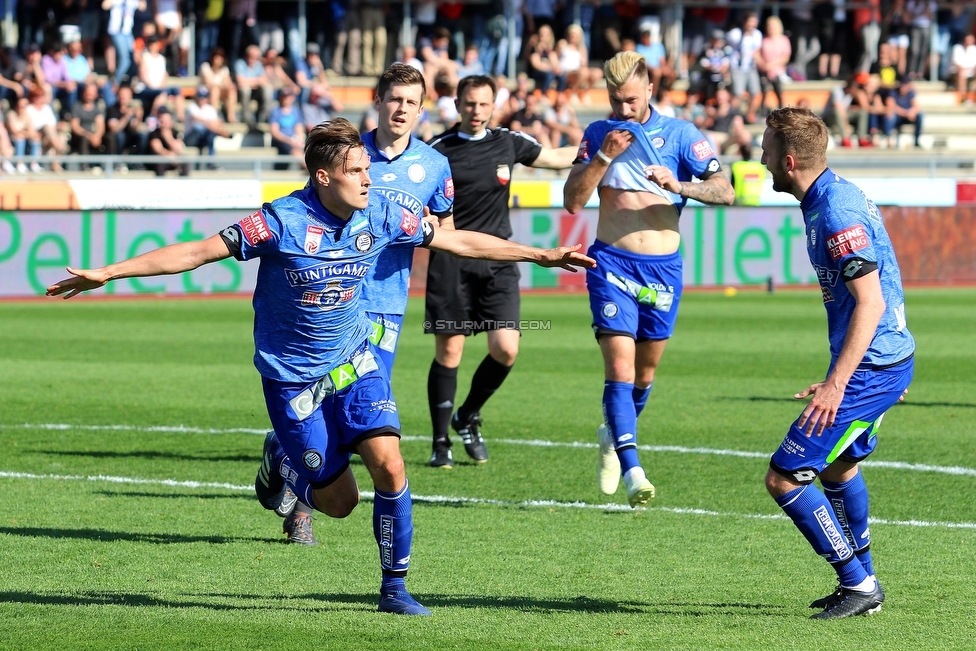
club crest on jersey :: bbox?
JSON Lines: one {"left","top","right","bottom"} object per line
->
{"left": 355, "top": 231, "right": 374, "bottom": 253}
{"left": 602, "top": 302, "right": 618, "bottom": 318}
{"left": 408, "top": 163, "right": 426, "bottom": 183}
{"left": 303, "top": 450, "right": 323, "bottom": 470}
{"left": 238, "top": 211, "right": 271, "bottom": 245}
{"left": 809, "top": 227, "right": 817, "bottom": 247}
{"left": 400, "top": 208, "right": 419, "bottom": 235}
{"left": 304, "top": 225, "right": 324, "bottom": 254}
{"left": 651, "top": 136, "right": 665, "bottom": 149}
{"left": 827, "top": 225, "right": 870, "bottom": 260}
{"left": 496, "top": 164, "right": 511, "bottom": 185}
{"left": 445, "top": 177, "right": 454, "bottom": 198}
{"left": 692, "top": 139, "right": 715, "bottom": 161}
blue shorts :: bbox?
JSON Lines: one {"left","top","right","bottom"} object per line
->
{"left": 365, "top": 311, "right": 404, "bottom": 375}
{"left": 262, "top": 346, "right": 401, "bottom": 488}
{"left": 586, "top": 240, "right": 683, "bottom": 341}
{"left": 770, "top": 357, "right": 914, "bottom": 483}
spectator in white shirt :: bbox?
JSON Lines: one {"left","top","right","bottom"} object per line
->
{"left": 726, "top": 11, "right": 763, "bottom": 123}
{"left": 951, "top": 34, "right": 976, "bottom": 101}
{"left": 184, "top": 86, "right": 229, "bottom": 159}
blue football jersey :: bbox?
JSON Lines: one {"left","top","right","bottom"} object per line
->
{"left": 224, "top": 186, "right": 433, "bottom": 382}
{"left": 360, "top": 130, "right": 454, "bottom": 315}
{"left": 802, "top": 169, "right": 915, "bottom": 367}
{"left": 575, "top": 107, "right": 722, "bottom": 216}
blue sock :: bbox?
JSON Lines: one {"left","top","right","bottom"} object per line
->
{"left": 822, "top": 471, "right": 874, "bottom": 576}
{"left": 775, "top": 484, "right": 868, "bottom": 588}
{"left": 375, "top": 480, "right": 414, "bottom": 592}
{"left": 633, "top": 382, "right": 654, "bottom": 418}
{"left": 633, "top": 383, "right": 652, "bottom": 418}
{"left": 603, "top": 381, "right": 641, "bottom": 473}
{"left": 278, "top": 455, "right": 315, "bottom": 508}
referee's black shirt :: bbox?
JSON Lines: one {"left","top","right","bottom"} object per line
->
{"left": 428, "top": 126, "right": 542, "bottom": 240}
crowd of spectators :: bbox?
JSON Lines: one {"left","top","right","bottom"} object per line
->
{"left": 0, "top": 1, "right": 973, "bottom": 172}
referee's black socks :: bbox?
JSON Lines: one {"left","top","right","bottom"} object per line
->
{"left": 428, "top": 360, "right": 457, "bottom": 444}
{"left": 457, "top": 355, "right": 513, "bottom": 423}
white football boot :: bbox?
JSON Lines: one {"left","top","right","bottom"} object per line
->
{"left": 624, "top": 467, "right": 656, "bottom": 508}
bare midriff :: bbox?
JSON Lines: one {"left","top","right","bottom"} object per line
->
{"left": 595, "top": 186, "right": 681, "bottom": 255}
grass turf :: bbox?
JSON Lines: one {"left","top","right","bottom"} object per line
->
{"left": 0, "top": 289, "right": 974, "bottom": 650}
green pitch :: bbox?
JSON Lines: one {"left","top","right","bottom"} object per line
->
{"left": 0, "top": 289, "right": 974, "bottom": 650}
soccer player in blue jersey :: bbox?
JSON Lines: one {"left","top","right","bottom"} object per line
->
{"left": 563, "top": 51, "right": 735, "bottom": 508}
{"left": 361, "top": 64, "right": 454, "bottom": 373}
{"left": 761, "top": 107, "right": 915, "bottom": 619}
{"left": 277, "top": 63, "right": 454, "bottom": 544}
{"left": 46, "top": 118, "right": 594, "bottom": 616}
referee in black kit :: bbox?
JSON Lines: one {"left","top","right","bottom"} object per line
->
{"left": 426, "top": 74, "right": 578, "bottom": 468}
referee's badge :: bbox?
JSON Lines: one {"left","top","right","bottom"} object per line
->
{"left": 496, "top": 164, "right": 511, "bottom": 185}
{"left": 408, "top": 163, "right": 426, "bottom": 183}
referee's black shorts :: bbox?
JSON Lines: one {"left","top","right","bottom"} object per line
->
{"left": 424, "top": 251, "right": 521, "bottom": 335}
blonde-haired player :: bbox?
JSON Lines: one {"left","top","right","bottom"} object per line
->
{"left": 564, "top": 51, "right": 735, "bottom": 507}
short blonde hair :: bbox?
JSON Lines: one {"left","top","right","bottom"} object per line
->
{"left": 604, "top": 51, "right": 649, "bottom": 88}
{"left": 765, "top": 107, "right": 829, "bottom": 170}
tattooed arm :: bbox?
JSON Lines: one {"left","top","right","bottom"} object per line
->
{"left": 643, "top": 164, "right": 736, "bottom": 206}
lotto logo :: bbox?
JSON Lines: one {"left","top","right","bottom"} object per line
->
{"left": 445, "top": 177, "right": 454, "bottom": 198}
{"left": 577, "top": 139, "right": 589, "bottom": 160}
{"left": 692, "top": 139, "right": 715, "bottom": 161}
{"left": 400, "top": 208, "right": 419, "bottom": 235}
{"left": 793, "top": 469, "right": 817, "bottom": 483}
{"left": 239, "top": 211, "right": 271, "bottom": 245}
{"left": 827, "top": 225, "right": 870, "bottom": 260}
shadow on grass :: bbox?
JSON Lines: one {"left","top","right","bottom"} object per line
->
{"left": 0, "top": 526, "right": 280, "bottom": 545}
{"left": 0, "top": 589, "right": 790, "bottom": 617}
{"left": 91, "top": 490, "right": 252, "bottom": 501}
{"left": 723, "top": 396, "right": 975, "bottom": 409}
{"left": 33, "top": 450, "right": 259, "bottom": 463}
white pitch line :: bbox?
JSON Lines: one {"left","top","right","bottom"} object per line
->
{"left": 4, "top": 423, "right": 976, "bottom": 478}
{"left": 1, "top": 470, "right": 975, "bottom": 530}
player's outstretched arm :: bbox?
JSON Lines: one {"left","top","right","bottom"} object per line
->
{"left": 427, "top": 228, "right": 596, "bottom": 272}
{"left": 531, "top": 145, "right": 580, "bottom": 170}
{"left": 46, "top": 234, "right": 233, "bottom": 299}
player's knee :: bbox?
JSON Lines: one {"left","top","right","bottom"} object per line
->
{"left": 488, "top": 345, "right": 517, "bottom": 366}
{"left": 436, "top": 349, "right": 463, "bottom": 367}
{"left": 435, "top": 338, "right": 464, "bottom": 367}
{"left": 635, "top": 367, "right": 656, "bottom": 387}
{"left": 321, "top": 494, "right": 359, "bottom": 519}
{"left": 605, "top": 358, "right": 635, "bottom": 383}
{"left": 314, "top": 489, "right": 360, "bottom": 518}
{"left": 765, "top": 467, "right": 803, "bottom": 498}
{"left": 370, "top": 455, "right": 406, "bottom": 491}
